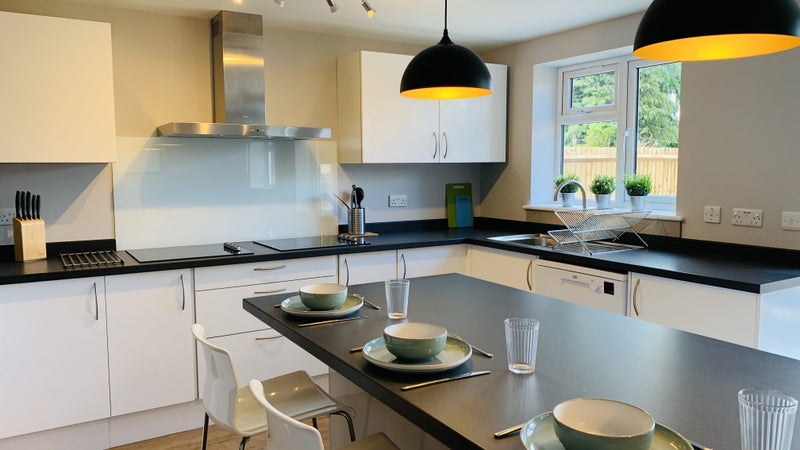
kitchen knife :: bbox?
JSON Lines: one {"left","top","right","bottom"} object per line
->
{"left": 33, "top": 194, "right": 40, "bottom": 220}
{"left": 25, "top": 191, "right": 31, "bottom": 220}
{"left": 400, "top": 370, "right": 490, "bottom": 391}
{"left": 493, "top": 423, "right": 524, "bottom": 439}
{"left": 15, "top": 191, "right": 21, "bottom": 219}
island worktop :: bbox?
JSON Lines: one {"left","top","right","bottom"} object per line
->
{"left": 244, "top": 274, "right": 800, "bottom": 450}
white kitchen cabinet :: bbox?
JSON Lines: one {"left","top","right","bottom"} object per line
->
{"left": 0, "top": 277, "right": 109, "bottom": 439}
{"left": 628, "top": 273, "right": 758, "bottom": 347}
{"left": 194, "top": 257, "right": 336, "bottom": 388}
{"left": 0, "top": 12, "right": 116, "bottom": 162}
{"left": 105, "top": 270, "right": 196, "bottom": 417}
{"left": 338, "top": 250, "right": 398, "bottom": 286}
{"left": 397, "top": 245, "right": 468, "bottom": 279}
{"left": 467, "top": 245, "right": 537, "bottom": 292}
{"left": 337, "top": 51, "right": 507, "bottom": 163}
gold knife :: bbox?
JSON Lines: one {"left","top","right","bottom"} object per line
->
{"left": 494, "top": 423, "right": 524, "bottom": 439}
{"left": 400, "top": 370, "right": 490, "bottom": 391}
{"left": 297, "top": 315, "right": 368, "bottom": 328}
{"left": 353, "top": 293, "right": 381, "bottom": 310}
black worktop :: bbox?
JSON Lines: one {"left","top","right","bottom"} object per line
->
{"left": 243, "top": 274, "right": 800, "bottom": 450}
{"left": 1, "top": 219, "right": 799, "bottom": 293}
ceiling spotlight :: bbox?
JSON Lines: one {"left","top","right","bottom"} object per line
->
{"left": 273, "top": 0, "right": 285, "bottom": 7}
{"left": 361, "top": 0, "right": 375, "bottom": 18}
{"left": 325, "top": 0, "right": 339, "bottom": 13}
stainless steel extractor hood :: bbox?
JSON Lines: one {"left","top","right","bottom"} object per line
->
{"left": 157, "top": 11, "right": 331, "bottom": 140}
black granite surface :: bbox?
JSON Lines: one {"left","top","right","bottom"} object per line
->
{"left": 1, "top": 219, "right": 799, "bottom": 293}
{"left": 243, "top": 274, "right": 800, "bottom": 450}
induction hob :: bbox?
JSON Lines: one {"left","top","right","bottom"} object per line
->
{"left": 127, "top": 242, "right": 254, "bottom": 263}
{"left": 254, "top": 235, "right": 370, "bottom": 252}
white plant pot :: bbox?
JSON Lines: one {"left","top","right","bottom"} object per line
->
{"left": 595, "top": 194, "right": 611, "bottom": 209}
{"left": 630, "top": 195, "right": 647, "bottom": 212}
{"left": 561, "top": 192, "right": 576, "bottom": 207}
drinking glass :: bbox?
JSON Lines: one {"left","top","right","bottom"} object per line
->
{"left": 739, "top": 388, "right": 798, "bottom": 450}
{"left": 385, "top": 279, "right": 410, "bottom": 319}
{"left": 504, "top": 317, "right": 540, "bottom": 374}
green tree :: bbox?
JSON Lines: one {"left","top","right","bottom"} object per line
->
{"left": 637, "top": 63, "right": 681, "bottom": 148}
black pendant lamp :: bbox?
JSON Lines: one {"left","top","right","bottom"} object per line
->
{"left": 400, "top": 0, "right": 491, "bottom": 99}
{"left": 634, "top": 0, "right": 800, "bottom": 61}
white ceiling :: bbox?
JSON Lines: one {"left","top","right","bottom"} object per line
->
{"left": 60, "top": 0, "right": 651, "bottom": 51}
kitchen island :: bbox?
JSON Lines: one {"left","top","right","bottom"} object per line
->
{"left": 244, "top": 273, "right": 800, "bottom": 450}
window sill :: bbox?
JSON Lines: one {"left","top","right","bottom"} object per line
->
{"left": 523, "top": 203, "right": 684, "bottom": 222}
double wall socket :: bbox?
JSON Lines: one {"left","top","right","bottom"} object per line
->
{"left": 703, "top": 205, "right": 721, "bottom": 224}
{"left": 732, "top": 208, "right": 763, "bottom": 227}
{"left": 388, "top": 194, "right": 407, "bottom": 207}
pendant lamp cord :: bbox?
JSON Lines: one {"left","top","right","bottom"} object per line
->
{"left": 443, "top": 0, "right": 449, "bottom": 39}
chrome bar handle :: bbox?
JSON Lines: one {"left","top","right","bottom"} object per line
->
{"left": 431, "top": 132, "right": 438, "bottom": 159}
{"left": 632, "top": 278, "right": 641, "bottom": 316}
{"left": 441, "top": 132, "right": 448, "bottom": 159}
{"left": 254, "top": 288, "right": 287, "bottom": 295}
{"left": 400, "top": 253, "right": 407, "bottom": 279}
{"left": 254, "top": 265, "right": 287, "bottom": 271}
{"left": 92, "top": 281, "right": 99, "bottom": 321}
{"left": 344, "top": 258, "right": 350, "bottom": 286}
{"left": 526, "top": 260, "right": 533, "bottom": 291}
{"left": 179, "top": 273, "right": 186, "bottom": 311}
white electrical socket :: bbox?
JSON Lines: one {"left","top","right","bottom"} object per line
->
{"left": 0, "top": 208, "right": 15, "bottom": 226}
{"left": 732, "top": 208, "right": 763, "bottom": 227}
{"left": 388, "top": 194, "right": 407, "bottom": 207}
{"left": 703, "top": 205, "right": 721, "bottom": 224}
{"left": 782, "top": 211, "right": 800, "bottom": 231}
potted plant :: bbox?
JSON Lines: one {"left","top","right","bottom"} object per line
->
{"left": 589, "top": 174, "right": 615, "bottom": 209}
{"left": 624, "top": 173, "right": 653, "bottom": 212}
{"left": 554, "top": 173, "right": 580, "bottom": 207}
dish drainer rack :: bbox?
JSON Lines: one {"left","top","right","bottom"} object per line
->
{"left": 547, "top": 209, "right": 650, "bottom": 255}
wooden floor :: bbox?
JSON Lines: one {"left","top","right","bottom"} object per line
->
{"left": 112, "top": 417, "right": 330, "bottom": 450}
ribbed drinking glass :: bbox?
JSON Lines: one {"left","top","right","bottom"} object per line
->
{"left": 739, "top": 388, "right": 798, "bottom": 450}
{"left": 504, "top": 317, "right": 540, "bottom": 374}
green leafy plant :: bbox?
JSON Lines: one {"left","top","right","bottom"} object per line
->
{"left": 589, "top": 174, "right": 616, "bottom": 195}
{"left": 624, "top": 173, "right": 653, "bottom": 196}
{"left": 554, "top": 173, "right": 580, "bottom": 193}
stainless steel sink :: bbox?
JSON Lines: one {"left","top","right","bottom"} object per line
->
{"left": 487, "top": 233, "right": 557, "bottom": 247}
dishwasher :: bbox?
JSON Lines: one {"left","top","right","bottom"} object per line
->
{"left": 533, "top": 259, "right": 628, "bottom": 315}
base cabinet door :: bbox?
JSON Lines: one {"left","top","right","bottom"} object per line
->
{"left": 629, "top": 273, "right": 758, "bottom": 347}
{"left": 0, "top": 278, "right": 109, "bottom": 439}
{"left": 339, "top": 250, "right": 398, "bottom": 286}
{"left": 398, "top": 245, "right": 468, "bottom": 279}
{"left": 467, "top": 246, "right": 536, "bottom": 292}
{"left": 105, "top": 269, "right": 196, "bottom": 416}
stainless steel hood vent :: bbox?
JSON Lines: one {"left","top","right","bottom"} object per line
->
{"left": 157, "top": 11, "right": 331, "bottom": 140}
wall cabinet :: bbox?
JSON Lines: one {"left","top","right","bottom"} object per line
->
{"left": 628, "top": 273, "right": 758, "bottom": 347}
{"left": 194, "top": 257, "right": 335, "bottom": 387}
{"left": 338, "top": 245, "right": 468, "bottom": 287}
{"left": 0, "top": 277, "right": 109, "bottom": 439}
{"left": 105, "top": 270, "right": 196, "bottom": 417}
{"left": 0, "top": 12, "right": 116, "bottom": 162}
{"left": 337, "top": 51, "right": 507, "bottom": 163}
{"left": 467, "top": 245, "right": 537, "bottom": 292}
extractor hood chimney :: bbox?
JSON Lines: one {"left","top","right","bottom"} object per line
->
{"left": 157, "top": 11, "right": 331, "bottom": 140}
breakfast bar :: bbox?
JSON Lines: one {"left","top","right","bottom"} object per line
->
{"left": 244, "top": 274, "right": 800, "bottom": 450}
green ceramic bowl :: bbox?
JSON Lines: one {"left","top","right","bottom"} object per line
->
{"left": 298, "top": 283, "right": 348, "bottom": 310}
{"left": 383, "top": 322, "right": 447, "bottom": 361}
{"left": 553, "top": 398, "right": 655, "bottom": 450}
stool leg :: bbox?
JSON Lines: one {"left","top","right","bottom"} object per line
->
{"left": 331, "top": 409, "right": 356, "bottom": 442}
{"left": 201, "top": 413, "right": 209, "bottom": 450}
{"left": 239, "top": 436, "right": 250, "bottom": 450}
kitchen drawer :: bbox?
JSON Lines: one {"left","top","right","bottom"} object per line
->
{"left": 195, "top": 256, "right": 336, "bottom": 291}
{"left": 196, "top": 276, "right": 335, "bottom": 337}
{"left": 197, "top": 329, "right": 327, "bottom": 389}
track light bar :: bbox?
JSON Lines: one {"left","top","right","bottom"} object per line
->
{"left": 361, "top": 0, "right": 375, "bottom": 18}
{"left": 325, "top": 0, "right": 339, "bottom": 13}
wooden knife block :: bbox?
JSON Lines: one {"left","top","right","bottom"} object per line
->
{"left": 13, "top": 218, "right": 47, "bottom": 262}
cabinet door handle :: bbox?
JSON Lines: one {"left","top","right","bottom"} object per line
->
{"left": 179, "top": 273, "right": 186, "bottom": 311}
{"left": 431, "top": 132, "right": 438, "bottom": 159}
{"left": 255, "top": 334, "right": 283, "bottom": 341}
{"left": 400, "top": 253, "right": 407, "bottom": 279}
{"left": 344, "top": 258, "right": 350, "bottom": 286}
{"left": 254, "top": 265, "right": 287, "bottom": 271}
{"left": 526, "top": 260, "right": 533, "bottom": 291}
{"left": 92, "top": 281, "right": 99, "bottom": 321}
{"left": 632, "top": 278, "right": 641, "bottom": 316}
{"left": 254, "top": 288, "right": 287, "bottom": 294}
{"left": 441, "top": 132, "right": 448, "bottom": 159}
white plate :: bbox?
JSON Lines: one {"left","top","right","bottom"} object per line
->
{"left": 281, "top": 294, "right": 363, "bottom": 318}
{"left": 362, "top": 335, "right": 472, "bottom": 373}
{"left": 520, "top": 411, "right": 693, "bottom": 450}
